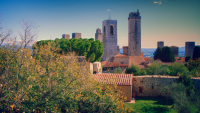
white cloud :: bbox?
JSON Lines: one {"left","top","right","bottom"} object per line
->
{"left": 154, "top": 1, "right": 158, "bottom": 3}
{"left": 107, "top": 9, "right": 111, "bottom": 11}
{"left": 154, "top": 0, "right": 162, "bottom": 5}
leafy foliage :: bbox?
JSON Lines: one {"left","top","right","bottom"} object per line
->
{"left": 167, "top": 62, "right": 189, "bottom": 76}
{"left": 185, "top": 56, "right": 191, "bottom": 62}
{"left": 35, "top": 38, "right": 104, "bottom": 62}
{"left": 153, "top": 46, "right": 175, "bottom": 62}
{"left": 193, "top": 46, "right": 200, "bottom": 60}
{"left": 145, "top": 62, "right": 168, "bottom": 75}
{"left": 186, "top": 58, "right": 200, "bottom": 77}
{"left": 153, "top": 47, "right": 162, "bottom": 60}
{"left": 0, "top": 20, "right": 134, "bottom": 112}
{"left": 125, "top": 64, "right": 141, "bottom": 75}
{"left": 162, "top": 73, "right": 200, "bottom": 113}
{"left": 114, "top": 67, "right": 123, "bottom": 74}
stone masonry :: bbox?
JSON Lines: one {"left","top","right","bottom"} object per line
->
{"left": 95, "top": 28, "right": 103, "bottom": 42}
{"left": 185, "top": 42, "right": 195, "bottom": 58}
{"left": 62, "top": 34, "right": 70, "bottom": 39}
{"left": 72, "top": 33, "right": 81, "bottom": 39}
{"left": 157, "top": 41, "right": 164, "bottom": 48}
{"left": 128, "top": 10, "right": 141, "bottom": 56}
{"left": 102, "top": 19, "right": 118, "bottom": 61}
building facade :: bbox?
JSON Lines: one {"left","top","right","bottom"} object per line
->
{"left": 102, "top": 19, "right": 118, "bottom": 61}
{"left": 185, "top": 42, "right": 195, "bottom": 58}
{"left": 62, "top": 34, "right": 70, "bottom": 39}
{"left": 128, "top": 10, "right": 141, "bottom": 56}
{"left": 72, "top": 33, "right": 81, "bottom": 39}
{"left": 157, "top": 41, "right": 164, "bottom": 48}
{"left": 95, "top": 28, "right": 103, "bottom": 42}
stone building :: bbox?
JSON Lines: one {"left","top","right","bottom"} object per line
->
{"left": 102, "top": 19, "right": 118, "bottom": 61}
{"left": 62, "top": 34, "right": 70, "bottom": 39}
{"left": 95, "top": 28, "right": 103, "bottom": 42}
{"left": 123, "top": 46, "right": 128, "bottom": 55}
{"left": 93, "top": 73, "right": 133, "bottom": 102}
{"left": 170, "top": 46, "right": 179, "bottom": 57}
{"left": 128, "top": 9, "right": 141, "bottom": 56}
{"left": 185, "top": 42, "right": 195, "bottom": 58}
{"left": 72, "top": 33, "right": 81, "bottom": 39}
{"left": 157, "top": 41, "right": 164, "bottom": 48}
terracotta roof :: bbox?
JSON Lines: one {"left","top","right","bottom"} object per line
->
{"left": 128, "top": 56, "right": 145, "bottom": 69}
{"left": 114, "top": 53, "right": 129, "bottom": 58}
{"left": 93, "top": 73, "right": 133, "bottom": 85}
{"left": 102, "top": 61, "right": 128, "bottom": 68}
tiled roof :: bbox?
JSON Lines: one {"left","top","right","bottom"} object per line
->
{"left": 114, "top": 53, "right": 129, "bottom": 58}
{"left": 93, "top": 73, "right": 133, "bottom": 85}
{"left": 128, "top": 56, "right": 145, "bottom": 69}
{"left": 102, "top": 61, "right": 128, "bottom": 68}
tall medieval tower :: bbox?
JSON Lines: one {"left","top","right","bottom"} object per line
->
{"left": 102, "top": 19, "right": 117, "bottom": 61}
{"left": 128, "top": 10, "right": 141, "bottom": 56}
{"left": 95, "top": 28, "right": 103, "bottom": 42}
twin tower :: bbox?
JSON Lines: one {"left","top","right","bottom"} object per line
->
{"left": 96, "top": 10, "right": 141, "bottom": 61}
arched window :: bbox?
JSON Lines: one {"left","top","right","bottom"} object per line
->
{"left": 110, "top": 25, "right": 114, "bottom": 35}
{"left": 103, "top": 26, "right": 106, "bottom": 35}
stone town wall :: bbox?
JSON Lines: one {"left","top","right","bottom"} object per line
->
{"left": 108, "top": 85, "right": 132, "bottom": 102}
{"left": 132, "top": 76, "right": 200, "bottom": 97}
{"left": 117, "top": 85, "right": 132, "bottom": 102}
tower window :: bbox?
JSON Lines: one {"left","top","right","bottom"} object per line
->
{"left": 110, "top": 25, "right": 114, "bottom": 35}
{"left": 104, "top": 26, "right": 106, "bottom": 35}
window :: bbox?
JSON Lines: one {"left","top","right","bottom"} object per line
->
{"left": 110, "top": 25, "right": 113, "bottom": 35}
{"left": 139, "top": 86, "right": 143, "bottom": 93}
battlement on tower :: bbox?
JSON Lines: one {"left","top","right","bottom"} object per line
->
{"left": 128, "top": 10, "right": 141, "bottom": 20}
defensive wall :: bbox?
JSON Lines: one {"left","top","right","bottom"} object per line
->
{"left": 133, "top": 75, "right": 200, "bottom": 97}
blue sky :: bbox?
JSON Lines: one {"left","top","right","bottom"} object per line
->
{"left": 0, "top": 0, "right": 200, "bottom": 48}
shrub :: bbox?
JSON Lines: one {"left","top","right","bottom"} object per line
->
{"left": 168, "top": 62, "right": 189, "bottom": 76}
{"left": 185, "top": 56, "right": 191, "bottom": 62}
{"left": 145, "top": 62, "right": 168, "bottom": 75}
{"left": 125, "top": 64, "right": 141, "bottom": 75}
{"left": 114, "top": 67, "right": 123, "bottom": 74}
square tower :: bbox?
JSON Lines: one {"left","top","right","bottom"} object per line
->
{"left": 157, "top": 41, "right": 164, "bottom": 48}
{"left": 185, "top": 42, "right": 195, "bottom": 58}
{"left": 128, "top": 10, "right": 141, "bottom": 56}
{"left": 102, "top": 19, "right": 117, "bottom": 61}
{"left": 72, "top": 33, "right": 81, "bottom": 39}
{"left": 62, "top": 34, "right": 70, "bottom": 39}
{"left": 95, "top": 28, "right": 103, "bottom": 42}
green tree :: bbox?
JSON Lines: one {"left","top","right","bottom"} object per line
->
{"left": 35, "top": 38, "right": 104, "bottom": 63}
{"left": 145, "top": 62, "right": 168, "bottom": 75}
{"left": 185, "top": 56, "right": 191, "bottom": 62}
{"left": 0, "top": 21, "right": 134, "bottom": 112}
{"left": 193, "top": 46, "right": 200, "bottom": 60}
{"left": 125, "top": 64, "right": 141, "bottom": 75}
{"left": 153, "top": 47, "right": 162, "bottom": 60}
{"left": 161, "top": 46, "right": 175, "bottom": 62}
{"left": 168, "top": 62, "right": 189, "bottom": 76}
{"left": 114, "top": 67, "right": 123, "bottom": 74}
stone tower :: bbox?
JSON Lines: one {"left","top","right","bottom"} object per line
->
{"left": 128, "top": 9, "right": 141, "bottom": 56}
{"left": 185, "top": 42, "right": 195, "bottom": 58}
{"left": 95, "top": 28, "right": 103, "bottom": 42}
{"left": 72, "top": 33, "right": 81, "bottom": 39}
{"left": 170, "top": 46, "right": 179, "bottom": 57}
{"left": 62, "top": 34, "right": 70, "bottom": 39}
{"left": 102, "top": 19, "right": 117, "bottom": 61}
{"left": 157, "top": 41, "right": 164, "bottom": 48}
